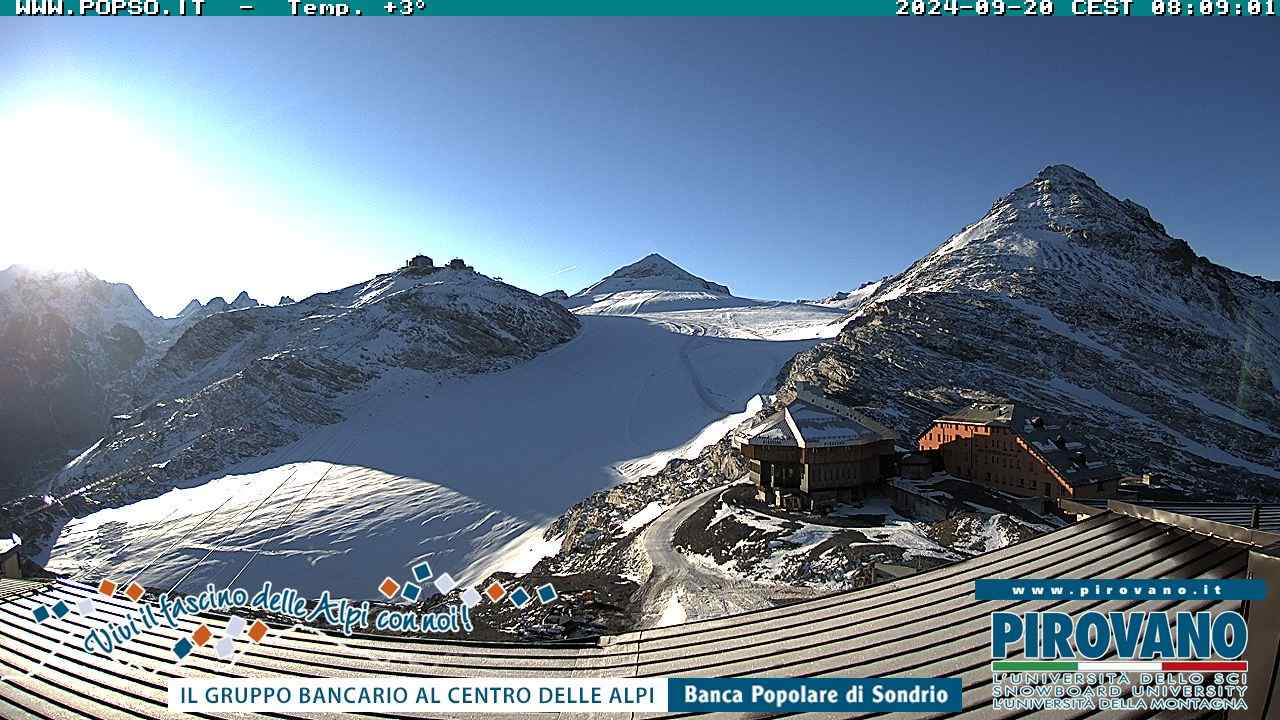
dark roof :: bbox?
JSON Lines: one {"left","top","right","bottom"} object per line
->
{"left": 935, "top": 401, "right": 1018, "bottom": 426}
{"left": 0, "top": 509, "right": 1252, "bottom": 719}
{"left": 1017, "top": 417, "right": 1120, "bottom": 488}
{"left": 933, "top": 401, "right": 1120, "bottom": 488}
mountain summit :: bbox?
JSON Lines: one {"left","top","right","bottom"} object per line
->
{"left": 789, "top": 165, "right": 1280, "bottom": 500}
{"left": 564, "top": 253, "right": 748, "bottom": 314}
{"left": 577, "top": 253, "right": 731, "bottom": 296}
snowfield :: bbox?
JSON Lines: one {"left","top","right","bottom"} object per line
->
{"left": 43, "top": 298, "right": 841, "bottom": 598}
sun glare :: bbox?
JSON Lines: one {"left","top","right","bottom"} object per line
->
{"left": 0, "top": 102, "right": 202, "bottom": 272}
{"left": 0, "top": 101, "right": 336, "bottom": 314}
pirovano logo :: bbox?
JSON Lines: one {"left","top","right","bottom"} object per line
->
{"left": 978, "top": 578, "right": 1263, "bottom": 713}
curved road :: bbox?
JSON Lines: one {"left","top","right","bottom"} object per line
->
{"left": 635, "top": 484, "right": 775, "bottom": 627}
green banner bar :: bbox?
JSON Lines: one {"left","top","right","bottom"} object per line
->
{"left": 6, "top": 0, "right": 1278, "bottom": 15}
{"left": 991, "top": 661, "right": 1079, "bottom": 671}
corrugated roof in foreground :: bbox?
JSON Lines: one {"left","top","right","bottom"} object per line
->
{"left": 1064, "top": 499, "right": 1280, "bottom": 536}
{"left": 0, "top": 510, "right": 1247, "bottom": 720}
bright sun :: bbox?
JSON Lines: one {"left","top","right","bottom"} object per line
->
{"left": 0, "top": 102, "right": 203, "bottom": 273}
{"left": 0, "top": 101, "right": 332, "bottom": 315}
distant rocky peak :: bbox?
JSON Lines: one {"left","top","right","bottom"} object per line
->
{"left": 229, "top": 291, "right": 258, "bottom": 310}
{"left": 278, "top": 296, "right": 296, "bottom": 306}
{"left": 178, "top": 299, "right": 203, "bottom": 317}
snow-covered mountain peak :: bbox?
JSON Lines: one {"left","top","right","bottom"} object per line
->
{"left": 866, "top": 165, "right": 1229, "bottom": 313}
{"left": 0, "top": 264, "right": 160, "bottom": 335}
{"left": 794, "top": 165, "right": 1280, "bottom": 501}
{"left": 562, "top": 253, "right": 744, "bottom": 314}
{"left": 577, "top": 253, "right": 731, "bottom": 296}
{"left": 984, "top": 164, "right": 1176, "bottom": 254}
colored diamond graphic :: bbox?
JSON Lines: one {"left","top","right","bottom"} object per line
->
{"left": 484, "top": 581, "right": 506, "bottom": 602}
{"left": 536, "top": 583, "right": 558, "bottom": 605}
{"left": 215, "top": 637, "right": 235, "bottom": 659}
{"left": 52, "top": 600, "right": 70, "bottom": 619}
{"left": 192, "top": 624, "right": 213, "bottom": 647}
{"left": 377, "top": 577, "right": 400, "bottom": 599}
{"left": 401, "top": 582, "right": 421, "bottom": 602}
{"left": 411, "top": 561, "right": 433, "bottom": 582}
{"left": 76, "top": 598, "right": 96, "bottom": 617}
{"left": 226, "top": 616, "right": 246, "bottom": 637}
{"left": 509, "top": 587, "right": 532, "bottom": 609}
{"left": 124, "top": 582, "right": 145, "bottom": 602}
{"left": 97, "top": 579, "right": 117, "bottom": 598}
{"left": 433, "top": 572, "right": 457, "bottom": 595}
{"left": 173, "top": 638, "right": 193, "bottom": 660}
{"left": 248, "top": 620, "right": 269, "bottom": 643}
{"left": 460, "top": 587, "right": 482, "bottom": 609}
{"left": 32, "top": 606, "right": 50, "bottom": 624}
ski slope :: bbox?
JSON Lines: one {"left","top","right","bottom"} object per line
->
{"left": 43, "top": 302, "right": 843, "bottom": 598}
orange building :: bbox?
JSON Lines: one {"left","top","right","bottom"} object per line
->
{"left": 918, "top": 402, "right": 1119, "bottom": 500}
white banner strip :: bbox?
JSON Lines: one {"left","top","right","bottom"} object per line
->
{"left": 169, "top": 677, "right": 667, "bottom": 712}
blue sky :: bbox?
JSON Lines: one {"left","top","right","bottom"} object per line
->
{"left": 1, "top": 20, "right": 1276, "bottom": 315}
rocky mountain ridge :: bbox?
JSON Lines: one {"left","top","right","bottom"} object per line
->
{"left": 48, "top": 267, "right": 580, "bottom": 495}
{"left": 4, "top": 266, "right": 580, "bottom": 555}
{"left": 790, "top": 164, "right": 1279, "bottom": 498}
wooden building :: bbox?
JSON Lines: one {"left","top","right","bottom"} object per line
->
{"left": 917, "top": 401, "right": 1120, "bottom": 500}
{"left": 734, "top": 383, "right": 898, "bottom": 511}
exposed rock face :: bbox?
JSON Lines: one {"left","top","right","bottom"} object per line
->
{"left": 0, "top": 266, "right": 161, "bottom": 498}
{"left": 541, "top": 290, "right": 569, "bottom": 301}
{"left": 786, "top": 165, "right": 1280, "bottom": 499}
